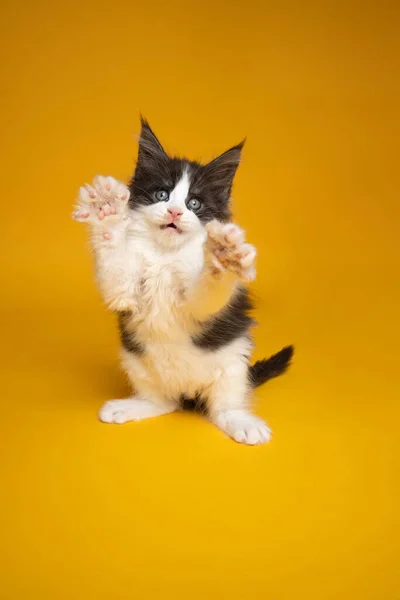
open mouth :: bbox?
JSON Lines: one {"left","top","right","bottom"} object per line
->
{"left": 160, "top": 223, "right": 182, "bottom": 234}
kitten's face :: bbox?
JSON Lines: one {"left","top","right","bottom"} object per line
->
{"left": 129, "top": 119, "right": 244, "bottom": 249}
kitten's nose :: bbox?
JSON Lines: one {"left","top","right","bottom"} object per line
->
{"left": 168, "top": 207, "right": 183, "bottom": 220}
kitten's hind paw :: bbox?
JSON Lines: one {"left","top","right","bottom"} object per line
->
{"left": 213, "top": 409, "right": 271, "bottom": 445}
{"left": 99, "top": 398, "right": 176, "bottom": 423}
{"left": 72, "top": 175, "right": 130, "bottom": 223}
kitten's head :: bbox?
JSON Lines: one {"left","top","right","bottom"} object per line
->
{"left": 129, "top": 118, "right": 244, "bottom": 248}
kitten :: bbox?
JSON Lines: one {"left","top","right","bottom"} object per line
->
{"left": 72, "top": 118, "right": 293, "bottom": 445}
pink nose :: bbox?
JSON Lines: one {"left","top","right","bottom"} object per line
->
{"left": 168, "top": 208, "right": 183, "bottom": 219}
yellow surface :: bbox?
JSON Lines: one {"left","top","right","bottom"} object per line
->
{"left": 1, "top": 1, "right": 399, "bottom": 598}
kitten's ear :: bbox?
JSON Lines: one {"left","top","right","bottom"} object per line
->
{"left": 136, "top": 117, "right": 168, "bottom": 169}
{"left": 205, "top": 140, "right": 245, "bottom": 191}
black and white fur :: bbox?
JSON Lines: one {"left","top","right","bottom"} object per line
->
{"left": 73, "top": 119, "right": 293, "bottom": 445}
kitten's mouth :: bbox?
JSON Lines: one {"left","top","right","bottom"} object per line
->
{"left": 160, "top": 223, "right": 182, "bottom": 234}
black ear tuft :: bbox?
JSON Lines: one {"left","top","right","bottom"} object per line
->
{"left": 136, "top": 117, "right": 168, "bottom": 170}
{"left": 207, "top": 139, "right": 245, "bottom": 169}
{"left": 203, "top": 139, "right": 245, "bottom": 194}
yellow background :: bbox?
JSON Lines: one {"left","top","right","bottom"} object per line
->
{"left": 1, "top": 1, "right": 399, "bottom": 598}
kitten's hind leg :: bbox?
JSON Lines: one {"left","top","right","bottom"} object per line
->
{"left": 99, "top": 397, "right": 177, "bottom": 424}
{"left": 207, "top": 357, "right": 271, "bottom": 445}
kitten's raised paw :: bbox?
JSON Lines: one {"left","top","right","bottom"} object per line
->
{"left": 72, "top": 175, "right": 130, "bottom": 223}
{"left": 206, "top": 221, "right": 257, "bottom": 282}
{"left": 213, "top": 409, "right": 271, "bottom": 445}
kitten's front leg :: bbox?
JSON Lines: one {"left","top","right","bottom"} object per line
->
{"left": 73, "top": 176, "right": 136, "bottom": 311}
{"left": 187, "top": 221, "right": 257, "bottom": 321}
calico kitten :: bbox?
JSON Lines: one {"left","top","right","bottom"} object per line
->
{"left": 73, "top": 118, "right": 293, "bottom": 445}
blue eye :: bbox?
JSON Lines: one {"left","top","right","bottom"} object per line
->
{"left": 187, "top": 198, "right": 202, "bottom": 211}
{"left": 155, "top": 190, "right": 169, "bottom": 202}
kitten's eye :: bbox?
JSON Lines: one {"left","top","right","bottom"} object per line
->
{"left": 187, "top": 198, "right": 202, "bottom": 211}
{"left": 155, "top": 190, "right": 169, "bottom": 202}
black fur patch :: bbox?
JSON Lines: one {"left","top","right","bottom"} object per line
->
{"left": 129, "top": 118, "right": 244, "bottom": 224}
{"left": 191, "top": 286, "right": 254, "bottom": 351}
{"left": 117, "top": 311, "right": 144, "bottom": 355}
{"left": 180, "top": 393, "right": 208, "bottom": 413}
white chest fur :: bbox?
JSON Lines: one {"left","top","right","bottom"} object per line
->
{"left": 123, "top": 225, "right": 206, "bottom": 340}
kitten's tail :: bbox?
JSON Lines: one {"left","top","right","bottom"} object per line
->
{"left": 248, "top": 345, "right": 294, "bottom": 388}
